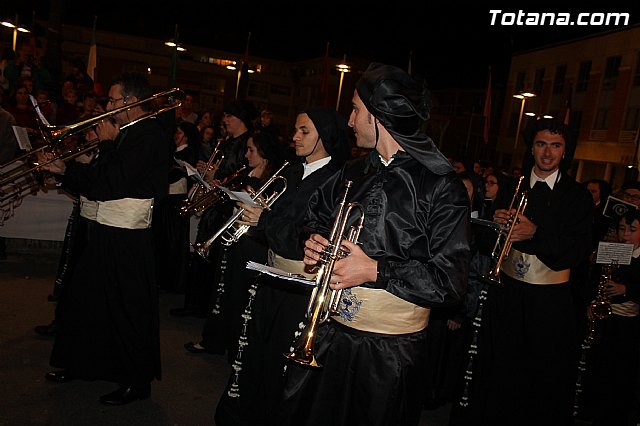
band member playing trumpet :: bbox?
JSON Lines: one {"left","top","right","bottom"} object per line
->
{"left": 214, "top": 106, "right": 351, "bottom": 425}
{"left": 279, "top": 63, "right": 470, "bottom": 426}
{"left": 456, "top": 118, "right": 593, "bottom": 425}
{"left": 39, "top": 72, "right": 171, "bottom": 405}
{"left": 183, "top": 131, "right": 285, "bottom": 357}
{"left": 171, "top": 99, "right": 259, "bottom": 318}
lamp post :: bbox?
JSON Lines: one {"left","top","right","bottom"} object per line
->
{"left": 165, "top": 24, "right": 186, "bottom": 88}
{"left": 1, "top": 14, "right": 30, "bottom": 51}
{"left": 335, "top": 55, "right": 351, "bottom": 111}
{"left": 511, "top": 91, "right": 536, "bottom": 168}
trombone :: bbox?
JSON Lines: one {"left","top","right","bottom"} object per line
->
{"left": 284, "top": 180, "right": 365, "bottom": 368}
{"left": 0, "top": 88, "right": 185, "bottom": 188}
{"left": 481, "top": 175, "right": 528, "bottom": 287}
{"left": 192, "top": 160, "right": 289, "bottom": 258}
{"left": 178, "top": 164, "right": 247, "bottom": 217}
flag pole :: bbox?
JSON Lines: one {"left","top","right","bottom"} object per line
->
{"left": 87, "top": 15, "right": 98, "bottom": 82}
{"left": 235, "top": 32, "right": 251, "bottom": 100}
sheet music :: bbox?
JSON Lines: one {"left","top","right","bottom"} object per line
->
{"left": 12, "top": 126, "right": 32, "bottom": 150}
{"left": 246, "top": 261, "right": 316, "bottom": 286}
{"left": 29, "top": 95, "right": 51, "bottom": 126}
{"left": 217, "top": 186, "right": 258, "bottom": 206}
{"left": 174, "top": 158, "right": 211, "bottom": 190}
{"left": 596, "top": 242, "right": 633, "bottom": 265}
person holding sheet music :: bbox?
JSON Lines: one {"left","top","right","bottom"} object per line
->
{"left": 213, "top": 106, "right": 351, "bottom": 426}
{"left": 578, "top": 209, "right": 640, "bottom": 425}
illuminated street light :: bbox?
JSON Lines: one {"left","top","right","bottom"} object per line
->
{"left": 335, "top": 55, "right": 351, "bottom": 111}
{"left": 1, "top": 14, "right": 30, "bottom": 51}
{"left": 166, "top": 24, "right": 187, "bottom": 87}
{"left": 512, "top": 91, "right": 536, "bottom": 167}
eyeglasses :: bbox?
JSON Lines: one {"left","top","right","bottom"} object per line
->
{"left": 108, "top": 97, "right": 125, "bottom": 105}
{"left": 623, "top": 192, "right": 640, "bottom": 201}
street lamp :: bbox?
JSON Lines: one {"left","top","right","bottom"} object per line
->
{"left": 335, "top": 55, "right": 351, "bottom": 111}
{"left": 512, "top": 91, "right": 536, "bottom": 167}
{"left": 1, "top": 14, "right": 30, "bottom": 51}
{"left": 165, "top": 24, "right": 186, "bottom": 87}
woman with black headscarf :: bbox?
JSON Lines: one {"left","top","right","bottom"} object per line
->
{"left": 213, "top": 106, "right": 351, "bottom": 426}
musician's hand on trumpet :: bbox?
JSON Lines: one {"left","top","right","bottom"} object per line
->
{"left": 303, "top": 234, "right": 376, "bottom": 290}
{"left": 493, "top": 208, "right": 537, "bottom": 242}
{"left": 236, "top": 201, "right": 263, "bottom": 227}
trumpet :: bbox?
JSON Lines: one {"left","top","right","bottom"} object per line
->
{"left": 284, "top": 180, "right": 365, "bottom": 368}
{"left": 192, "top": 161, "right": 289, "bottom": 259}
{"left": 481, "top": 175, "right": 528, "bottom": 287}
{"left": 178, "top": 164, "right": 247, "bottom": 217}
{"left": 0, "top": 88, "right": 184, "bottom": 188}
{"left": 185, "top": 140, "right": 224, "bottom": 202}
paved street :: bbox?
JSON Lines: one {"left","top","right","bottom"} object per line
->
{"left": 0, "top": 242, "right": 450, "bottom": 425}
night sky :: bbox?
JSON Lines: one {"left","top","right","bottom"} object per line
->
{"left": 4, "top": 2, "right": 640, "bottom": 90}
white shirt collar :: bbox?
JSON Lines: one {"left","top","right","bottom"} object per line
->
{"left": 175, "top": 143, "right": 188, "bottom": 153}
{"left": 302, "top": 156, "right": 331, "bottom": 180}
{"left": 530, "top": 168, "right": 560, "bottom": 190}
{"left": 379, "top": 154, "right": 395, "bottom": 167}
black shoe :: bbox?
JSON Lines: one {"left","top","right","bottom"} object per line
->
{"left": 45, "top": 370, "right": 74, "bottom": 383}
{"left": 34, "top": 321, "right": 57, "bottom": 337}
{"left": 184, "top": 341, "right": 224, "bottom": 355}
{"left": 99, "top": 383, "right": 151, "bottom": 405}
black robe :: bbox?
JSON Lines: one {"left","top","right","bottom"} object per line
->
{"left": 50, "top": 117, "right": 169, "bottom": 385}
{"left": 453, "top": 173, "right": 594, "bottom": 426}
{"left": 278, "top": 151, "right": 470, "bottom": 426}
{"left": 214, "top": 159, "right": 343, "bottom": 426}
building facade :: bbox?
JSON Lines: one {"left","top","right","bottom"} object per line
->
{"left": 498, "top": 24, "right": 640, "bottom": 188}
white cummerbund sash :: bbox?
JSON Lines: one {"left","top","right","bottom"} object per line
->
{"left": 612, "top": 301, "right": 640, "bottom": 317}
{"left": 168, "top": 177, "right": 187, "bottom": 195}
{"left": 331, "top": 287, "right": 430, "bottom": 334}
{"left": 267, "top": 249, "right": 316, "bottom": 280}
{"left": 502, "top": 248, "right": 570, "bottom": 285}
{"left": 79, "top": 195, "right": 154, "bottom": 229}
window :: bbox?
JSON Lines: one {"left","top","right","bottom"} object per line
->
{"left": 515, "top": 71, "right": 526, "bottom": 93}
{"left": 624, "top": 106, "right": 640, "bottom": 130}
{"left": 533, "top": 68, "right": 545, "bottom": 94}
{"left": 576, "top": 61, "right": 592, "bottom": 92}
{"left": 247, "top": 81, "right": 268, "bottom": 99}
{"left": 594, "top": 108, "right": 609, "bottom": 130}
{"left": 553, "top": 65, "right": 566, "bottom": 95}
{"left": 603, "top": 55, "right": 622, "bottom": 90}
{"left": 569, "top": 110, "right": 582, "bottom": 131}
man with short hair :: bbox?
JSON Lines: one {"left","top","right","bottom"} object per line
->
{"left": 458, "top": 118, "right": 593, "bottom": 425}
{"left": 279, "top": 62, "right": 470, "bottom": 426}
{"left": 41, "top": 72, "right": 169, "bottom": 406}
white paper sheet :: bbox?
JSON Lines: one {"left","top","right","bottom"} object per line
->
{"left": 246, "top": 261, "right": 316, "bottom": 286}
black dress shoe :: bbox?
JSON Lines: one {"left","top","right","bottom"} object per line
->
{"left": 99, "top": 383, "right": 151, "bottom": 405}
{"left": 34, "top": 321, "right": 57, "bottom": 337}
{"left": 184, "top": 341, "right": 224, "bottom": 355}
{"left": 45, "top": 370, "right": 74, "bottom": 383}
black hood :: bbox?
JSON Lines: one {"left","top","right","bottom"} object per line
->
{"left": 355, "top": 62, "right": 452, "bottom": 175}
